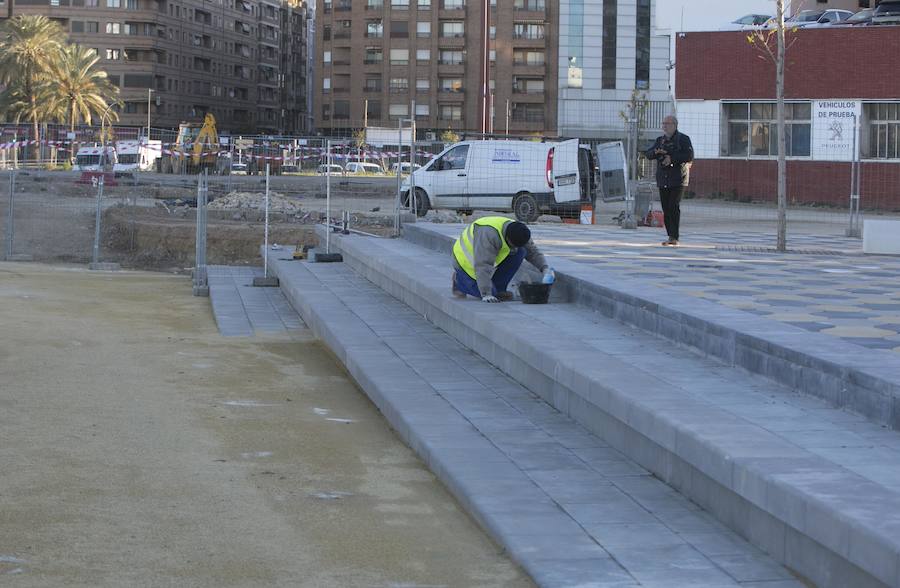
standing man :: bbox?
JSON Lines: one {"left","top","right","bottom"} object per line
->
{"left": 452, "top": 216, "right": 553, "bottom": 303}
{"left": 644, "top": 115, "right": 694, "bottom": 246}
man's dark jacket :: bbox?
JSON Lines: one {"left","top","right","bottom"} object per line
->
{"left": 644, "top": 131, "right": 694, "bottom": 189}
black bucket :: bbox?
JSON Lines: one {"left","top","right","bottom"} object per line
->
{"left": 518, "top": 282, "right": 552, "bottom": 304}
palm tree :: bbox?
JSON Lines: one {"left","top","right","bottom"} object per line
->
{"left": 0, "top": 15, "right": 64, "bottom": 160}
{"left": 44, "top": 44, "right": 120, "bottom": 132}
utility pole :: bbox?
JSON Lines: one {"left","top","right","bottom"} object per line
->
{"left": 776, "top": 0, "right": 786, "bottom": 251}
{"left": 146, "top": 88, "right": 153, "bottom": 141}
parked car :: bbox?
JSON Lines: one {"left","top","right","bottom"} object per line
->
{"left": 835, "top": 8, "right": 875, "bottom": 26}
{"left": 316, "top": 163, "right": 345, "bottom": 175}
{"left": 784, "top": 9, "right": 854, "bottom": 27}
{"left": 720, "top": 14, "right": 773, "bottom": 30}
{"left": 345, "top": 162, "right": 384, "bottom": 175}
{"left": 230, "top": 162, "right": 248, "bottom": 175}
{"left": 389, "top": 162, "right": 423, "bottom": 174}
{"left": 400, "top": 139, "right": 609, "bottom": 222}
{"left": 873, "top": 0, "right": 900, "bottom": 25}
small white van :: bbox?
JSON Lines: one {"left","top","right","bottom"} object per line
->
{"left": 114, "top": 139, "right": 162, "bottom": 172}
{"left": 401, "top": 139, "right": 615, "bottom": 221}
{"left": 74, "top": 144, "right": 117, "bottom": 172}
{"left": 345, "top": 162, "right": 384, "bottom": 175}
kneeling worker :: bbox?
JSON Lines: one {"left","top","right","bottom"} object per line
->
{"left": 452, "top": 216, "right": 553, "bottom": 303}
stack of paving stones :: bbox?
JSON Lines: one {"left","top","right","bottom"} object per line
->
{"left": 264, "top": 226, "right": 900, "bottom": 588}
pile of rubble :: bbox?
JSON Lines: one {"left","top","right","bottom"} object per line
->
{"left": 208, "top": 190, "right": 303, "bottom": 214}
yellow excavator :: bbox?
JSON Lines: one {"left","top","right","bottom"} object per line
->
{"left": 159, "top": 113, "right": 231, "bottom": 174}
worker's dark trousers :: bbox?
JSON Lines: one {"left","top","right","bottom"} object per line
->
{"left": 455, "top": 247, "right": 526, "bottom": 298}
{"left": 659, "top": 185, "right": 684, "bottom": 241}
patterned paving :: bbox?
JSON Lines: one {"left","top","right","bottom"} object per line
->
{"left": 207, "top": 265, "right": 306, "bottom": 337}
{"left": 530, "top": 225, "right": 900, "bottom": 353}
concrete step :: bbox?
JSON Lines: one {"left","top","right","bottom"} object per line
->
{"left": 402, "top": 223, "right": 900, "bottom": 433}
{"left": 295, "top": 228, "right": 900, "bottom": 588}
{"left": 269, "top": 256, "right": 802, "bottom": 588}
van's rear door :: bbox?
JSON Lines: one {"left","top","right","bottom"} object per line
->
{"left": 551, "top": 139, "right": 581, "bottom": 203}
{"left": 596, "top": 141, "right": 629, "bottom": 203}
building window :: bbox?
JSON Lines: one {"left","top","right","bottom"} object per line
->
{"left": 723, "top": 102, "right": 812, "bottom": 157}
{"left": 439, "top": 105, "right": 462, "bottom": 121}
{"left": 125, "top": 0, "right": 137, "bottom": 8}
{"left": 364, "top": 47, "right": 383, "bottom": 64}
{"left": 391, "top": 0, "right": 409, "bottom": 7}
{"left": 511, "top": 103, "right": 543, "bottom": 123}
{"left": 390, "top": 77, "right": 409, "bottom": 93}
{"left": 85, "top": 0, "right": 99, "bottom": 6}
{"left": 416, "top": 104, "right": 429, "bottom": 117}
{"left": 366, "top": 0, "right": 383, "bottom": 8}
{"left": 322, "top": 103, "right": 331, "bottom": 120}
{"left": 323, "top": 50, "right": 332, "bottom": 63}
{"left": 364, "top": 77, "right": 382, "bottom": 92}
{"left": 417, "top": 0, "right": 431, "bottom": 7}
{"left": 635, "top": 0, "right": 650, "bottom": 89}
{"left": 366, "top": 20, "right": 383, "bottom": 37}
{"left": 513, "top": 50, "right": 544, "bottom": 66}
{"left": 416, "top": 21, "right": 431, "bottom": 37}
{"left": 442, "top": 0, "right": 464, "bottom": 8}
{"left": 441, "top": 21, "right": 464, "bottom": 37}
{"left": 513, "top": 0, "right": 544, "bottom": 9}
{"left": 105, "top": 48, "right": 121, "bottom": 60}
{"left": 322, "top": 25, "right": 331, "bottom": 40}
{"left": 602, "top": 0, "right": 617, "bottom": 89}
{"left": 71, "top": 21, "right": 85, "bottom": 33}
{"left": 864, "top": 103, "right": 900, "bottom": 159}
{"left": 367, "top": 100, "right": 381, "bottom": 120}
{"left": 513, "top": 22, "right": 543, "bottom": 39}
{"left": 323, "top": 77, "right": 331, "bottom": 92}
{"left": 389, "top": 103, "right": 409, "bottom": 118}
{"left": 389, "top": 48, "right": 409, "bottom": 65}
{"left": 391, "top": 20, "right": 409, "bottom": 38}
{"left": 105, "top": 22, "right": 121, "bottom": 34}
{"left": 439, "top": 77, "right": 463, "bottom": 92}
{"left": 416, "top": 78, "right": 430, "bottom": 91}
{"left": 86, "top": 21, "right": 99, "bottom": 32}
{"left": 513, "top": 78, "right": 543, "bottom": 94}
{"left": 439, "top": 50, "right": 464, "bottom": 65}
{"left": 107, "top": 0, "right": 120, "bottom": 6}
{"left": 334, "top": 100, "right": 350, "bottom": 119}
{"left": 416, "top": 48, "right": 430, "bottom": 63}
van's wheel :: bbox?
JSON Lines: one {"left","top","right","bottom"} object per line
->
{"left": 413, "top": 188, "right": 430, "bottom": 217}
{"left": 513, "top": 192, "right": 539, "bottom": 223}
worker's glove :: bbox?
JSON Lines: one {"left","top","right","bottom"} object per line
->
{"left": 481, "top": 295, "right": 500, "bottom": 303}
{"left": 541, "top": 267, "right": 556, "bottom": 285}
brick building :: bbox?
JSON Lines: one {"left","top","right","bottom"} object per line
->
{"left": 1, "top": 0, "right": 312, "bottom": 134}
{"left": 674, "top": 27, "right": 900, "bottom": 209}
{"left": 314, "top": 0, "right": 559, "bottom": 138}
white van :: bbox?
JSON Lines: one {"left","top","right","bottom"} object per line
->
{"left": 74, "top": 144, "right": 117, "bottom": 172}
{"left": 114, "top": 139, "right": 162, "bottom": 172}
{"left": 401, "top": 139, "right": 609, "bottom": 221}
{"left": 345, "top": 161, "right": 383, "bottom": 175}
{"left": 390, "top": 162, "right": 422, "bottom": 175}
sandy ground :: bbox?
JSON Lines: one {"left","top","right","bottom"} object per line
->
{"left": 0, "top": 263, "right": 533, "bottom": 588}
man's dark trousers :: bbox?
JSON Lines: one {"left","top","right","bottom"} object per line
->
{"left": 659, "top": 186, "right": 684, "bottom": 241}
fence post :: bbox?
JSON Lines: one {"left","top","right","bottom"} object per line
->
{"left": 4, "top": 171, "right": 13, "bottom": 260}
{"left": 193, "top": 171, "right": 209, "bottom": 296}
{"left": 846, "top": 113, "right": 862, "bottom": 238}
{"left": 89, "top": 175, "right": 104, "bottom": 268}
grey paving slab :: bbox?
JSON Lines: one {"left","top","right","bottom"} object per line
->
{"left": 267, "top": 256, "right": 801, "bottom": 588}
{"left": 207, "top": 265, "right": 306, "bottom": 337}
{"left": 304, "top": 227, "right": 900, "bottom": 588}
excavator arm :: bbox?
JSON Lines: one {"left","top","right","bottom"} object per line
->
{"left": 191, "top": 113, "right": 219, "bottom": 166}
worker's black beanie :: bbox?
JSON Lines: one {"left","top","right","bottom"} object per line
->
{"left": 505, "top": 221, "right": 531, "bottom": 247}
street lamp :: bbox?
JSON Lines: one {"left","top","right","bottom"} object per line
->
{"left": 146, "top": 88, "right": 154, "bottom": 142}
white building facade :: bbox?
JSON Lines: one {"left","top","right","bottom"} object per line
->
{"left": 557, "top": 0, "right": 672, "bottom": 141}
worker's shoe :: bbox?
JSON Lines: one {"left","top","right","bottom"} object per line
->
{"left": 451, "top": 273, "right": 466, "bottom": 298}
{"left": 496, "top": 291, "right": 514, "bottom": 301}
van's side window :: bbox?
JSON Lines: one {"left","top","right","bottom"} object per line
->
{"left": 437, "top": 145, "right": 468, "bottom": 171}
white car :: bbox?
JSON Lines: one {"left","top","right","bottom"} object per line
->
{"left": 784, "top": 9, "right": 853, "bottom": 28}
{"left": 316, "top": 164, "right": 345, "bottom": 175}
{"left": 389, "top": 162, "right": 422, "bottom": 174}
{"left": 720, "top": 14, "right": 773, "bottom": 31}
{"left": 345, "top": 162, "right": 383, "bottom": 175}
{"left": 401, "top": 139, "right": 617, "bottom": 222}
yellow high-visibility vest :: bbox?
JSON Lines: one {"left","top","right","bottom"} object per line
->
{"left": 453, "top": 216, "right": 511, "bottom": 279}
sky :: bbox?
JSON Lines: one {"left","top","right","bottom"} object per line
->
{"left": 655, "top": 0, "right": 780, "bottom": 34}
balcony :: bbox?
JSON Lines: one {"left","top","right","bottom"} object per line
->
{"left": 363, "top": 85, "right": 382, "bottom": 93}
{"left": 513, "top": 0, "right": 544, "bottom": 11}
{"left": 363, "top": 58, "right": 384, "bottom": 65}
{"left": 366, "top": 1, "right": 383, "bottom": 8}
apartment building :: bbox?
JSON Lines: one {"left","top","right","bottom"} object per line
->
{"left": 1, "top": 0, "right": 311, "bottom": 134}
{"left": 314, "top": 0, "right": 559, "bottom": 137}
{"left": 557, "top": 0, "right": 671, "bottom": 141}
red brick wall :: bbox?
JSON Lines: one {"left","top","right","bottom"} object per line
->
{"left": 676, "top": 28, "right": 900, "bottom": 100}
{"left": 688, "top": 159, "right": 900, "bottom": 209}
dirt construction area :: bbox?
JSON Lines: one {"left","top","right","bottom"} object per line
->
{"left": 0, "top": 262, "right": 532, "bottom": 587}
{"left": 0, "top": 171, "right": 426, "bottom": 272}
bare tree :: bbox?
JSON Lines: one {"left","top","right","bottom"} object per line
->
{"left": 747, "top": 0, "right": 791, "bottom": 251}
